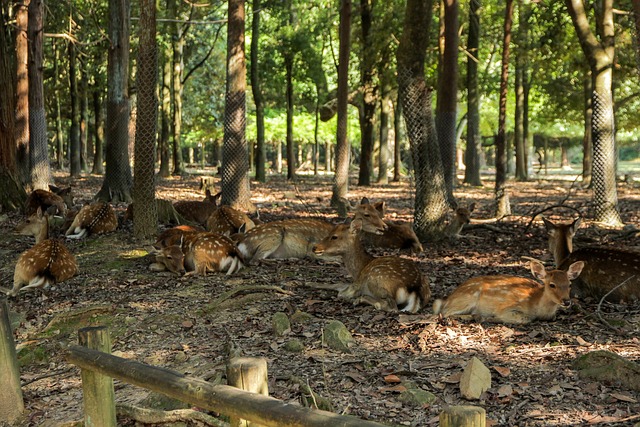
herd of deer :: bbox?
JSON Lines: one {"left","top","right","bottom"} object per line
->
{"left": 4, "top": 185, "right": 639, "bottom": 326}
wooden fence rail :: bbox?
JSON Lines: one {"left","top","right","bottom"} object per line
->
{"left": 65, "top": 343, "right": 387, "bottom": 427}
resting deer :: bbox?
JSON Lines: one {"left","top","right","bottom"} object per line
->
{"left": 206, "top": 205, "right": 255, "bottom": 236}
{"left": 25, "top": 186, "right": 73, "bottom": 217}
{"left": 543, "top": 217, "right": 640, "bottom": 302}
{"left": 173, "top": 189, "right": 220, "bottom": 225}
{"left": 153, "top": 225, "right": 204, "bottom": 250}
{"left": 354, "top": 198, "right": 424, "bottom": 253}
{"left": 433, "top": 260, "right": 584, "bottom": 324}
{"left": 312, "top": 219, "right": 430, "bottom": 313}
{"left": 6, "top": 208, "right": 78, "bottom": 296}
{"left": 446, "top": 203, "right": 476, "bottom": 237}
{"left": 65, "top": 201, "right": 118, "bottom": 239}
{"left": 150, "top": 231, "right": 243, "bottom": 275}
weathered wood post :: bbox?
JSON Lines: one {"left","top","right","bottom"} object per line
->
{"left": 227, "top": 357, "right": 269, "bottom": 427}
{"left": 0, "top": 297, "right": 24, "bottom": 424}
{"left": 78, "top": 326, "right": 117, "bottom": 427}
{"left": 439, "top": 405, "right": 486, "bottom": 427}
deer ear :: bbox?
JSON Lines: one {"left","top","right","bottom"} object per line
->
{"left": 542, "top": 216, "right": 555, "bottom": 234}
{"left": 566, "top": 261, "right": 585, "bottom": 280}
{"left": 373, "top": 201, "right": 385, "bottom": 216}
{"left": 350, "top": 219, "right": 363, "bottom": 234}
{"left": 570, "top": 217, "right": 582, "bottom": 234}
{"left": 360, "top": 197, "right": 370, "bottom": 205}
{"left": 36, "top": 206, "right": 43, "bottom": 217}
{"left": 468, "top": 202, "right": 476, "bottom": 212}
{"left": 529, "top": 260, "right": 547, "bottom": 281}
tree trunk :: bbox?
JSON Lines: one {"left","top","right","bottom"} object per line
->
{"left": 285, "top": 55, "right": 295, "bottom": 180}
{"left": 168, "top": 0, "right": 184, "bottom": 176}
{"left": 565, "top": 0, "right": 621, "bottom": 226}
{"left": 582, "top": 69, "right": 592, "bottom": 187}
{"left": 331, "top": 0, "right": 352, "bottom": 218}
{"left": 158, "top": 47, "right": 171, "bottom": 177}
{"left": 28, "top": 0, "right": 52, "bottom": 190}
{"left": 97, "top": 0, "right": 133, "bottom": 203}
{"left": 464, "top": 0, "right": 482, "bottom": 186}
{"left": 393, "top": 94, "right": 403, "bottom": 182}
{"left": 514, "top": 0, "right": 528, "bottom": 181}
{"left": 436, "top": 0, "right": 458, "bottom": 203}
{"left": 91, "top": 87, "right": 105, "bottom": 174}
{"left": 358, "top": 0, "right": 374, "bottom": 186}
{"left": 251, "top": 0, "right": 266, "bottom": 183}
{"left": 397, "top": 0, "right": 450, "bottom": 241}
{"left": 15, "top": 0, "right": 30, "bottom": 184}
{"left": 377, "top": 82, "right": 391, "bottom": 185}
{"left": 494, "top": 0, "right": 514, "bottom": 218}
{"left": 133, "top": 0, "right": 158, "bottom": 239}
{"left": 68, "top": 41, "right": 81, "bottom": 177}
{"left": 80, "top": 71, "right": 89, "bottom": 172}
{"left": 53, "top": 42, "right": 65, "bottom": 170}
{"left": 221, "top": 0, "right": 253, "bottom": 212}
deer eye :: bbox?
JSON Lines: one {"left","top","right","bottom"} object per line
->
{"left": 549, "top": 283, "right": 556, "bottom": 289}
{"left": 331, "top": 235, "right": 338, "bottom": 240}
{"left": 364, "top": 213, "right": 370, "bottom": 217}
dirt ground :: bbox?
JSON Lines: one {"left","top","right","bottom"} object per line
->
{"left": 1, "top": 170, "right": 639, "bottom": 427}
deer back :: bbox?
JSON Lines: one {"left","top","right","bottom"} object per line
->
{"left": 12, "top": 239, "right": 78, "bottom": 295}
{"left": 154, "top": 225, "right": 203, "bottom": 250}
{"left": 66, "top": 202, "right": 118, "bottom": 236}
{"left": 186, "top": 232, "right": 244, "bottom": 275}
{"left": 173, "top": 189, "right": 220, "bottom": 225}
{"left": 206, "top": 205, "right": 255, "bottom": 236}
{"left": 25, "top": 189, "right": 66, "bottom": 217}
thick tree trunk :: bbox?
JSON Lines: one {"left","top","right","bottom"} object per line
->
{"left": 133, "top": 0, "right": 158, "bottom": 239}
{"left": 436, "top": 0, "right": 458, "bottom": 203}
{"left": 91, "top": 87, "right": 105, "bottom": 174}
{"left": 358, "top": 0, "right": 374, "bottom": 186}
{"left": 28, "top": 0, "right": 52, "bottom": 190}
{"left": 464, "top": 0, "right": 482, "bottom": 186}
{"left": 15, "top": 0, "right": 30, "bottom": 183}
{"left": 221, "top": 0, "right": 253, "bottom": 212}
{"left": 251, "top": 0, "right": 266, "bottom": 182}
{"left": 97, "top": 0, "right": 133, "bottom": 202}
{"left": 494, "top": 0, "right": 514, "bottom": 218}
{"left": 331, "top": 0, "right": 352, "bottom": 218}
{"left": 158, "top": 47, "right": 171, "bottom": 177}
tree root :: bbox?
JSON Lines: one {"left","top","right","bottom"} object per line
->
{"left": 207, "top": 285, "right": 293, "bottom": 311}
{"left": 117, "top": 403, "right": 229, "bottom": 426}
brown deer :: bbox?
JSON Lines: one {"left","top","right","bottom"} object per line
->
{"left": 446, "top": 203, "right": 476, "bottom": 237}
{"left": 153, "top": 225, "right": 204, "bottom": 250}
{"left": 354, "top": 198, "right": 424, "bottom": 253}
{"left": 312, "top": 219, "right": 430, "bottom": 313}
{"left": 542, "top": 217, "right": 640, "bottom": 303}
{"left": 150, "top": 231, "right": 243, "bottom": 275}
{"left": 6, "top": 208, "right": 78, "bottom": 296}
{"left": 25, "top": 187, "right": 72, "bottom": 216}
{"left": 206, "top": 205, "right": 255, "bottom": 236}
{"left": 433, "top": 260, "right": 585, "bottom": 324}
{"left": 65, "top": 201, "right": 118, "bottom": 239}
{"left": 173, "top": 189, "right": 221, "bottom": 225}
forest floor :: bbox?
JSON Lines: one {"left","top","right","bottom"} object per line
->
{"left": 1, "top": 168, "right": 639, "bottom": 427}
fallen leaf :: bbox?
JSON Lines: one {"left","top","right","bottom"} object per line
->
{"left": 575, "top": 336, "right": 589, "bottom": 346}
{"left": 610, "top": 393, "right": 637, "bottom": 403}
{"left": 379, "top": 384, "right": 407, "bottom": 393}
{"left": 442, "top": 372, "right": 462, "bottom": 384}
{"left": 345, "top": 372, "right": 365, "bottom": 383}
{"left": 493, "top": 366, "right": 511, "bottom": 377}
{"left": 384, "top": 374, "right": 402, "bottom": 384}
{"left": 181, "top": 320, "right": 194, "bottom": 329}
{"left": 497, "top": 384, "right": 513, "bottom": 397}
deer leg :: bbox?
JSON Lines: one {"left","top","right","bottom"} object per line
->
{"left": 355, "top": 295, "right": 398, "bottom": 312}
{"left": 149, "top": 262, "right": 167, "bottom": 272}
{"left": 496, "top": 310, "right": 531, "bottom": 325}
{"left": 66, "top": 228, "right": 88, "bottom": 239}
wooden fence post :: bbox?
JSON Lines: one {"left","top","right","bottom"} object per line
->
{"left": 0, "top": 297, "right": 24, "bottom": 425}
{"left": 227, "top": 357, "right": 269, "bottom": 427}
{"left": 78, "top": 326, "right": 117, "bottom": 427}
{"left": 439, "top": 405, "right": 486, "bottom": 427}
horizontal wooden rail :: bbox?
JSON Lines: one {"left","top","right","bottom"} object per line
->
{"left": 65, "top": 345, "right": 387, "bottom": 427}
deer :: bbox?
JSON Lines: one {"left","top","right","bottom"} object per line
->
{"left": 150, "top": 231, "right": 243, "bottom": 275}
{"left": 25, "top": 186, "right": 73, "bottom": 217}
{"left": 311, "top": 218, "right": 431, "bottom": 313}
{"left": 354, "top": 198, "right": 424, "bottom": 253}
{"left": 173, "top": 189, "right": 221, "bottom": 225}
{"left": 153, "top": 225, "right": 204, "bottom": 250}
{"left": 445, "top": 203, "right": 476, "bottom": 237}
{"left": 542, "top": 217, "right": 640, "bottom": 303}
{"left": 65, "top": 201, "right": 119, "bottom": 239}
{"left": 206, "top": 205, "right": 255, "bottom": 236}
{"left": 5, "top": 207, "right": 78, "bottom": 296}
{"left": 433, "top": 260, "right": 585, "bottom": 324}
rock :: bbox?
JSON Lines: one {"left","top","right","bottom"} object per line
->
{"left": 573, "top": 350, "right": 640, "bottom": 392}
{"left": 324, "top": 320, "right": 354, "bottom": 353}
{"left": 284, "top": 339, "right": 305, "bottom": 353}
{"left": 291, "top": 310, "right": 314, "bottom": 324}
{"left": 272, "top": 312, "right": 291, "bottom": 337}
{"left": 398, "top": 382, "right": 437, "bottom": 407}
{"left": 459, "top": 357, "right": 491, "bottom": 400}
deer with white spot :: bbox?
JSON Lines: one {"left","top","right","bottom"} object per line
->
{"left": 433, "top": 260, "right": 584, "bottom": 324}
{"left": 65, "top": 201, "right": 118, "bottom": 239}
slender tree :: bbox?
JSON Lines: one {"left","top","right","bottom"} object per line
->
{"left": 358, "top": 0, "right": 375, "bottom": 186}
{"left": 221, "top": 0, "right": 253, "bottom": 211}
{"left": 464, "top": 0, "right": 482, "bottom": 186}
{"left": 330, "top": 0, "right": 352, "bottom": 217}
{"left": 167, "top": 0, "right": 184, "bottom": 175}
{"left": 251, "top": 0, "right": 266, "bottom": 182}
{"left": 581, "top": 68, "right": 592, "bottom": 187}
{"left": 133, "top": 0, "right": 158, "bottom": 239}
{"left": 397, "top": 0, "right": 450, "bottom": 241}
{"left": 91, "top": 85, "right": 105, "bottom": 174}
{"left": 69, "top": 41, "right": 81, "bottom": 177}
{"left": 495, "top": 0, "right": 514, "bottom": 218}
{"left": 15, "top": 0, "right": 30, "bottom": 183}
{"left": 565, "top": 0, "right": 621, "bottom": 226}
{"left": 53, "top": 41, "right": 65, "bottom": 170}
{"left": 514, "top": 0, "right": 529, "bottom": 181}
{"left": 28, "top": 0, "right": 52, "bottom": 190}
{"left": 158, "top": 47, "right": 171, "bottom": 177}
{"left": 97, "top": 0, "right": 133, "bottom": 202}
{"left": 393, "top": 94, "right": 403, "bottom": 182}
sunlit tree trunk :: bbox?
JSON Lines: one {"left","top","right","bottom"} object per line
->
{"left": 53, "top": 41, "right": 65, "bottom": 170}
{"left": 331, "top": 0, "right": 351, "bottom": 217}
{"left": 15, "top": 0, "right": 30, "bottom": 183}
{"left": 393, "top": 94, "right": 402, "bottom": 182}
{"left": 167, "top": 0, "right": 184, "bottom": 175}
{"left": 377, "top": 79, "right": 391, "bottom": 184}
{"left": 80, "top": 71, "right": 89, "bottom": 172}
{"left": 91, "top": 87, "right": 104, "bottom": 174}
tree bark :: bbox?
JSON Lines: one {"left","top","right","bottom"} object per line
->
{"left": 582, "top": 68, "right": 592, "bottom": 187}
{"left": 565, "top": 0, "right": 621, "bottom": 226}
{"left": 69, "top": 41, "right": 82, "bottom": 177}
{"left": 358, "top": 0, "right": 375, "bottom": 186}
{"left": 97, "top": 0, "right": 133, "bottom": 202}
{"left": 168, "top": 0, "right": 184, "bottom": 176}
{"left": 80, "top": 71, "right": 89, "bottom": 172}
{"left": 331, "top": 0, "right": 352, "bottom": 218}
{"left": 91, "top": 86, "right": 105, "bottom": 174}
{"left": 251, "top": 0, "right": 266, "bottom": 182}
{"left": 285, "top": 54, "right": 295, "bottom": 180}
{"left": 377, "top": 80, "right": 391, "bottom": 184}
{"left": 133, "top": 0, "right": 158, "bottom": 239}
{"left": 158, "top": 46, "right": 171, "bottom": 177}
{"left": 28, "top": 0, "right": 52, "bottom": 190}
{"left": 15, "top": 0, "right": 30, "bottom": 183}
{"left": 53, "top": 41, "right": 65, "bottom": 170}
{"left": 436, "top": 0, "right": 458, "bottom": 203}
{"left": 494, "top": 0, "right": 514, "bottom": 218}
{"left": 393, "top": 94, "right": 403, "bottom": 182}
{"left": 464, "top": 0, "right": 482, "bottom": 186}
{"left": 221, "top": 0, "right": 253, "bottom": 212}
{"left": 514, "top": 0, "right": 528, "bottom": 181}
